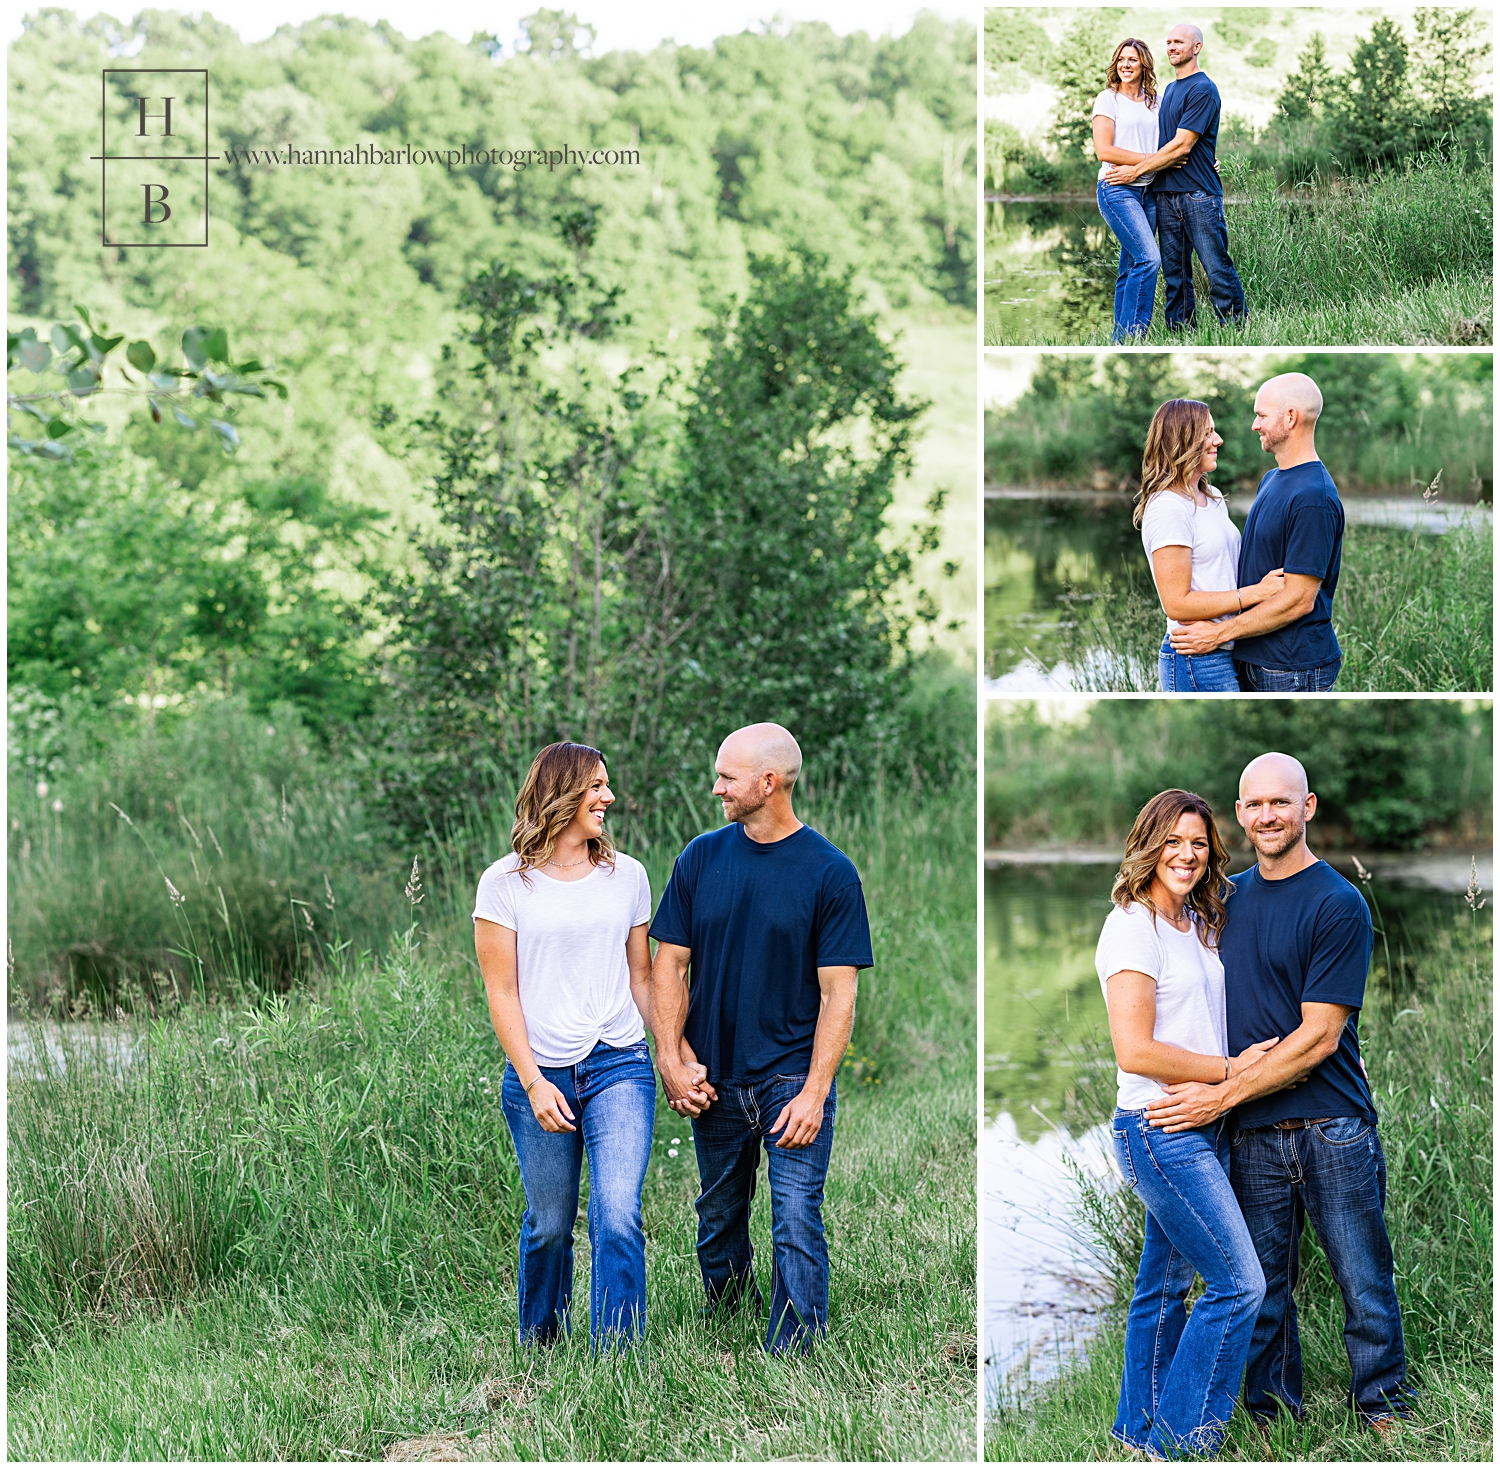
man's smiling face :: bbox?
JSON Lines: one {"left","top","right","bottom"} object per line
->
{"left": 1165, "top": 26, "right": 1201, "bottom": 67}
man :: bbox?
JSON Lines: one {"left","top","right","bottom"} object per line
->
{"left": 1104, "top": 22, "right": 1246, "bottom": 330}
{"left": 650, "top": 722, "right": 873, "bottom": 1354}
{"left": 1145, "top": 753, "right": 1414, "bottom": 1433}
{"left": 1168, "top": 372, "right": 1346, "bottom": 691}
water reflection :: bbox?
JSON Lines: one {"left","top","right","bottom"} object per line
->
{"left": 985, "top": 199, "right": 1118, "bottom": 345}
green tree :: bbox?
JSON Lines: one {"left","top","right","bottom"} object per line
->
{"left": 1046, "top": 11, "right": 1124, "bottom": 164}
{"left": 1411, "top": 8, "right": 1493, "bottom": 153}
{"left": 1274, "top": 31, "right": 1334, "bottom": 122}
{"left": 1327, "top": 17, "right": 1416, "bottom": 169}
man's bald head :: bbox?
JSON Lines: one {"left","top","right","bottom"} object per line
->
{"left": 1239, "top": 752, "right": 1309, "bottom": 802}
{"left": 718, "top": 723, "right": 803, "bottom": 787}
{"left": 1256, "top": 372, "right": 1323, "bottom": 424}
{"left": 1169, "top": 22, "right": 1204, "bottom": 45}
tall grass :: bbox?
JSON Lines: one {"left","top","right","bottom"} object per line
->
{"left": 993, "top": 153, "right": 1493, "bottom": 348}
{"left": 1047, "top": 516, "right": 1493, "bottom": 694}
{"left": 7, "top": 780, "right": 977, "bottom": 1460}
{"left": 988, "top": 897, "right": 1493, "bottom": 1461}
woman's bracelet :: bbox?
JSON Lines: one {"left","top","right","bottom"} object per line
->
{"left": 1236, "top": 590, "right": 1243, "bottom": 614}
{"left": 523, "top": 1072, "right": 544, "bottom": 1093}
{"left": 1223, "top": 1057, "right": 1230, "bottom": 1082}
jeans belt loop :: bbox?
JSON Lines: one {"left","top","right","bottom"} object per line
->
{"left": 1271, "top": 1116, "right": 1334, "bottom": 1131}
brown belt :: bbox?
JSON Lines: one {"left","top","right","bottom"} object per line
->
{"left": 1271, "top": 1117, "right": 1334, "bottom": 1131}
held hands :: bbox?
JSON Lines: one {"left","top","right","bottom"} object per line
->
{"left": 1144, "top": 1081, "right": 1228, "bottom": 1133}
{"left": 528, "top": 1076, "right": 577, "bottom": 1133}
{"left": 770, "top": 1084, "right": 827, "bottom": 1149}
{"left": 1103, "top": 163, "right": 1143, "bottom": 186}
{"left": 1167, "top": 618, "right": 1227, "bottom": 656}
{"left": 661, "top": 1039, "right": 718, "bottom": 1119}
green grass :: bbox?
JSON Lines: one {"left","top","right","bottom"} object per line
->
{"left": 1048, "top": 517, "right": 1493, "bottom": 694}
{"left": 986, "top": 154, "right": 1493, "bottom": 348}
{"left": 987, "top": 904, "right": 1493, "bottom": 1461}
{"left": 7, "top": 786, "right": 977, "bottom": 1460}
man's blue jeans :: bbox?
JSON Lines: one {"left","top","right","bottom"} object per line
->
{"left": 690, "top": 1072, "right": 836, "bottom": 1355}
{"left": 1155, "top": 189, "right": 1247, "bottom": 329}
{"left": 1159, "top": 636, "right": 1241, "bottom": 692}
{"left": 500, "top": 1039, "right": 655, "bottom": 1349}
{"left": 1230, "top": 1118, "right": 1414, "bottom": 1425}
{"left": 1234, "top": 658, "right": 1342, "bottom": 692}
{"left": 1097, "top": 181, "right": 1160, "bottom": 341}
{"left": 1112, "top": 1110, "right": 1266, "bottom": 1458}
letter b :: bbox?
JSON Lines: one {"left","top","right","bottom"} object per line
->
{"left": 143, "top": 184, "right": 172, "bottom": 224}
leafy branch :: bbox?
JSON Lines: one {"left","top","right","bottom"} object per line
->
{"left": 7, "top": 304, "right": 287, "bottom": 460}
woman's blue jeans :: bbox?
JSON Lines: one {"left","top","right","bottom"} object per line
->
{"left": 500, "top": 1039, "right": 655, "bottom": 1349}
{"left": 1112, "top": 1110, "right": 1266, "bottom": 1458}
{"left": 1097, "top": 181, "right": 1160, "bottom": 341}
{"left": 1159, "top": 635, "right": 1242, "bottom": 692}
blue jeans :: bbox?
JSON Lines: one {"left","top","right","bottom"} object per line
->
{"left": 1159, "top": 635, "right": 1242, "bottom": 692}
{"left": 500, "top": 1039, "right": 655, "bottom": 1349}
{"left": 1155, "top": 189, "right": 1247, "bottom": 329}
{"left": 1230, "top": 1118, "right": 1413, "bottom": 1425}
{"left": 1097, "top": 181, "right": 1160, "bottom": 341}
{"left": 1112, "top": 1110, "right": 1266, "bottom": 1458}
{"left": 690, "top": 1072, "right": 837, "bottom": 1355}
{"left": 1234, "top": 657, "right": 1342, "bottom": 692}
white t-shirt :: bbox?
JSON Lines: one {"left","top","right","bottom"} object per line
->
{"left": 473, "top": 851, "right": 652, "bottom": 1066}
{"left": 1093, "top": 88, "right": 1159, "bottom": 187}
{"left": 1095, "top": 900, "right": 1227, "bottom": 1111}
{"left": 1141, "top": 488, "right": 1243, "bottom": 643}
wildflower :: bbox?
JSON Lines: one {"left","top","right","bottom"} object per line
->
{"left": 405, "top": 856, "right": 425, "bottom": 906}
{"left": 51, "top": 798, "right": 64, "bottom": 813}
{"left": 35, "top": 780, "right": 48, "bottom": 798}
{"left": 1422, "top": 469, "right": 1443, "bottom": 504}
{"left": 324, "top": 873, "right": 337, "bottom": 910}
{"left": 667, "top": 1148, "right": 679, "bottom": 1158}
{"left": 165, "top": 877, "right": 186, "bottom": 906}
{"left": 1466, "top": 856, "right": 1486, "bottom": 912}
{"left": 1351, "top": 855, "right": 1372, "bottom": 883}
{"left": 302, "top": 907, "right": 315, "bottom": 932}
{"left": 671, "top": 1137, "right": 680, "bottom": 1145}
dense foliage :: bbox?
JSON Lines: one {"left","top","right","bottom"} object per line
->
{"left": 985, "top": 352, "right": 1493, "bottom": 494}
{"left": 984, "top": 699, "right": 1493, "bottom": 850}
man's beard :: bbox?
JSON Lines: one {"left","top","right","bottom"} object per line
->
{"left": 1258, "top": 425, "right": 1291, "bottom": 454}
{"left": 721, "top": 791, "right": 766, "bottom": 824}
{"left": 1251, "top": 819, "right": 1304, "bottom": 858}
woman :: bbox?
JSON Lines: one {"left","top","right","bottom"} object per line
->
{"left": 1096, "top": 790, "right": 1278, "bottom": 1457}
{"left": 1092, "top": 39, "right": 1163, "bottom": 342}
{"left": 474, "top": 741, "right": 665, "bottom": 1349}
{"left": 1137, "top": 398, "right": 1284, "bottom": 693}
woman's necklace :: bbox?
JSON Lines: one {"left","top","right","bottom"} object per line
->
{"left": 546, "top": 851, "right": 590, "bottom": 870}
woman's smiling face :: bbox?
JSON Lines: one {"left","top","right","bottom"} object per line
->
{"left": 1154, "top": 810, "right": 1210, "bottom": 901}
{"left": 1199, "top": 415, "right": 1224, "bottom": 478}
{"left": 1116, "top": 46, "right": 1142, "bottom": 85}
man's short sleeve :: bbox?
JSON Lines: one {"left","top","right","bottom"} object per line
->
{"left": 649, "top": 851, "right": 693, "bottom": 947}
{"left": 817, "top": 879, "right": 875, "bottom": 969}
{"left": 1302, "top": 892, "right": 1372, "bottom": 1009}
{"left": 473, "top": 864, "right": 518, "bottom": 930}
{"left": 1282, "top": 499, "right": 1342, "bottom": 581}
{"left": 1175, "top": 79, "right": 1217, "bottom": 137}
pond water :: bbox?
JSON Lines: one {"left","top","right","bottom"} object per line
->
{"left": 983, "top": 853, "right": 1490, "bottom": 1405}
{"left": 985, "top": 199, "right": 1116, "bottom": 345}
{"left": 984, "top": 489, "right": 1493, "bottom": 692}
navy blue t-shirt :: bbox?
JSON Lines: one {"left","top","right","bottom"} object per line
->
{"left": 1234, "top": 460, "right": 1345, "bottom": 670}
{"left": 649, "top": 822, "right": 874, "bottom": 1084}
{"left": 1223, "top": 861, "right": 1377, "bottom": 1128}
{"left": 1152, "top": 70, "right": 1222, "bottom": 196}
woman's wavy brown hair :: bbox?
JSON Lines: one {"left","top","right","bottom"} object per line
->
{"left": 1106, "top": 38, "right": 1159, "bottom": 108}
{"left": 1111, "top": 789, "right": 1231, "bottom": 945}
{"left": 510, "top": 742, "right": 616, "bottom": 883}
{"left": 1133, "top": 398, "right": 1221, "bottom": 528}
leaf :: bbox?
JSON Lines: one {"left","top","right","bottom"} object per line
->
{"left": 84, "top": 420, "right": 108, "bottom": 435}
{"left": 51, "top": 324, "right": 75, "bottom": 355}
{"left": 265, "top": 380, "right": 289, "bottom": 400}
{"left": 74, "top": 303, "right": 93, "bottom": 327}
{"left": 209, "top": 418, "right": 241, "bottom": 449}
{"left": 90, "top": 332, "right": 125, "bottom": 359}
{"left": 182, "top": 326, "right": 211, "bottom": 371}
{"left": 45, "top": 418, "right": 74, "bottom": 439}
{"left": 234, "top": 359, "right": 264, "bottom": 374}
{"left": 17, "top": 337, "right": 51, "bottom": 374}
{"left": 174, "top": 407, "right": 199, "bottom": 430}
{"left": 67, "top": 367, "right": 98, "bottom": 396}
{"left": 203, "top": 327, "right": 230, "bottom": 364}
{"left": 127, "top": 340, "right": 157, "bottom": 372}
